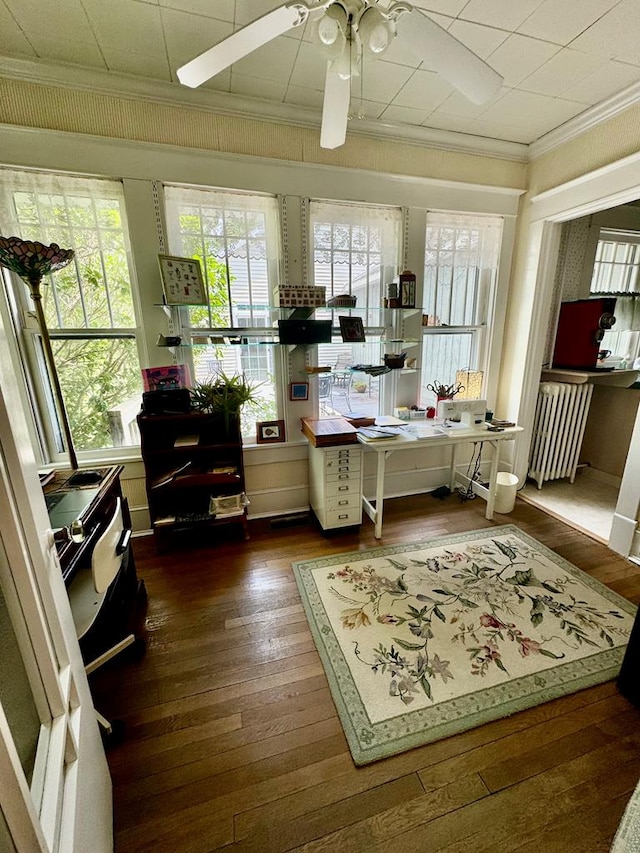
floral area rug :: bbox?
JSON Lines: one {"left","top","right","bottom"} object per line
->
{"left": 292, "top": 525, "right": 636, "bottom": 765}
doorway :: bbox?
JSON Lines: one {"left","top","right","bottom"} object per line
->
{"left": 514, "top": 162, "right": 640, "bottom": 560}
{"left": 528, "top": 208, "right": 640, "bottom": 544}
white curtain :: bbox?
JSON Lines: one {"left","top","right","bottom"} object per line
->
{"left": 0, "top": 167, "right": 126, "bottom": 237}
{"left": 308, "top": 199, "right": 402, "bottom": 267}
{"left": 163, "top": 184, "right": 281, "bottom": 261}
{"left": 425, "top": 210, "right": 504, "bottom": 271}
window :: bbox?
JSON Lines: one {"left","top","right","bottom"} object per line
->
{"left": 164, "top": 186, "right": 281, "bottom": 436}
{"left": 592, "top": 229, "right": 640, "bottom": 295}
{"left": 591, "top": 229, "right": 640, "bottom": 365}
{"left": 310, "top": 200, "right": 402, "bottom": 417}
{"left": 0, "top": 169, "right": 143, "bottom": 458}
{"left": 420, "top": 211, "right": 503, "bottom": 406}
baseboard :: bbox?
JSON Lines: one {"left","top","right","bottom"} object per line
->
{"left": 578, "top": 466, "right": 622, "bottom": 488}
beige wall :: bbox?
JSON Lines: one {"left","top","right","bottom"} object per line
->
{"left": 581, "top": 385, "right": 640, "bottom": 479}
{"left": 528, "top": 103, "right": 640, "bottom": 196}
{"left": 0, "top": 77, "right": 527, "bottom": 189}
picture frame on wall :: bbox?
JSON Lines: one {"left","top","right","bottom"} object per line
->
{"left": 289, "top": 381, "right": 309, "bottom": 401}
{"left": 158, "top": 254, "right": 207, "bottom": 305}
{"left": 256, "top": 420, "right": 286, "bottom": 444}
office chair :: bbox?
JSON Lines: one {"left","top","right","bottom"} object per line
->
{"left": 67, "top": 496, "right": 145, "bottom": 741}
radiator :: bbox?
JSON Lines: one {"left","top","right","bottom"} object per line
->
{"left": 528, "top": 382, "right": 594, "bottom": 489}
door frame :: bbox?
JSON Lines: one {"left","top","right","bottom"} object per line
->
{"left": 520, "top": 151, "right": 640, "bottom": 557}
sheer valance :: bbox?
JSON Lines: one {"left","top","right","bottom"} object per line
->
{"left": 164, "top": 185, "right": 281, "bottom": 262}
{"left": 425, "top": 211, "right": 504, "bottom": 271}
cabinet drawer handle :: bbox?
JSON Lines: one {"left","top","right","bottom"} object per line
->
{"left": 338, "top": 513, "right": 349, "bottom": 519}
{"left": 338, "top": 500, "right": 348, "bottom": 506}
{"left": 338, "top": 466, "right": 349, "bottom": 472}
{"left": 338, "top": 474, "right": 349, "bottom": 479}
{"left": 338, "top": 485, "right": 349, "bottom": 491}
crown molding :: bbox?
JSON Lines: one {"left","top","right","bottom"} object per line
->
{"left": 529, "top": 79, "right": 640, "bottom": 161}
{"left": 4, "top": 55, "right": 640, "bottom": 165}
{"left": 0, "top": 56, "right": 527, "bottom": 162}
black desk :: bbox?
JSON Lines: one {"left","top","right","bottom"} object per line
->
{"left": 43, "top": 466, "right": 125, "bottom": 583}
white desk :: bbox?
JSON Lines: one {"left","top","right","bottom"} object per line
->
{"left": 357, "top": 423, "right": 523, "bottom": 538}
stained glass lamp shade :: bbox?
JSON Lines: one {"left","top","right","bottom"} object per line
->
{"left": 0, "top": 236, "right": 78, "bottom": 469}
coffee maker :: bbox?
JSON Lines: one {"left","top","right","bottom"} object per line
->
{"left": 552, "top": 297, "right": 616, "bottom": 370}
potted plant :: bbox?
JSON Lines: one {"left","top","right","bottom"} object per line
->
{"left": 189, "top": 371, "right": 260, "bottom": 435}
{"left": 427, "top": 381, "right": 465, "bottom": 401}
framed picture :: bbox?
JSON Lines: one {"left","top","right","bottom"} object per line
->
{"left": 158, "top": 254, "right": 207, "bottom": 305}
{"left": 141, "top": 364, "right": 191, "bottom": 392}
{"left": 339, "top": 315, "right": 365, "bottom": 343}
{"left": 401, "top": 279, "right": 416, "bottom": 308}
{"left": 256, "top": 419, "right": 286, "bottom": 444}
{"left": 289, "top": 381, "right": 309, "bottom": 401}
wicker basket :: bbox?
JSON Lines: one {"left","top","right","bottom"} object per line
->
{"left": 327, "top": 294, "right": 357, "bottom": 308}
{"left": 384, "top": 354, "right": 406, "bottom": 369}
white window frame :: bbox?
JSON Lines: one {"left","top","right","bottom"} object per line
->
{"left": 308, "top": 199, "right": 403, "bottom": 417}
{"left": 0, "top": 442, "right": 79, "bottom": 853}
{"left": 163, "top": 184, "right": 284, "bottom": 436}
{"left": 590, "top": 228, "right": 640, "bottom": 364}
{"left": 0, "top": 170, "right": 145, "bottom": 464}
{"left": 591, "top": 228, "right": 640, "bottom": 295}
{"left": 420, "top": 211, "right": 504, "bottom": 405}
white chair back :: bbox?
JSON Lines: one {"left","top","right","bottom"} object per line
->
{"left": 92, "top": 497, "right": 125, "bottom": 594}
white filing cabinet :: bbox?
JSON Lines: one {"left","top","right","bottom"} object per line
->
{"left": 308, "top": 442, "right": 363, "bottom": 530}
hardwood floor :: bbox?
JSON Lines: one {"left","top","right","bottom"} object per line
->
{"left": 90, "top": 494, "right": 640, "bottom": 853}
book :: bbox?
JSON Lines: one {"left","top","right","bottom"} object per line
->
{"left": 344, "top": 414, "right": 376, "bottom": 428}
{"left": 174, "top": 434, "right": 199, "bottom": 447}
{"left": 301, "top": 417, "right": 358, "bottom": 447}
{"left": 357, "top": 427, "right": 402, "bottom": 441}
{"left": 209, "top": 493, "right": 249, "bottom": 517}
{"left": 151, "top": 461, "right": 192, "bottom": 489}
{"left": 376, "top": 415, "right": 409, "bottom": 426}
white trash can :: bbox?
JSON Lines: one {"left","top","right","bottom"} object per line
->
{"left": 494, "top": 472, "right": 519, "bottom": 514}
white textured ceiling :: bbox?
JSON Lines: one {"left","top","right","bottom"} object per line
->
{"left": 1, "top": 0, "right": 640, "bottom": 156}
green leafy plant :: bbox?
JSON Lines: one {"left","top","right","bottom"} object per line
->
{"left": 190, "top": 371, "right": 261, "bottom": 434}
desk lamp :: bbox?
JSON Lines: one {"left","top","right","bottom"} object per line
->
{"left": 0, "top": 235, "right": 78, "bottom": 470}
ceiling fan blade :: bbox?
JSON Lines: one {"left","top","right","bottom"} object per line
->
{"left": 320, "top": 64, "right": 350, "bottom": 149}
{"left": 177, "top": 3, "right": 306, "bottom": 88}
{"left": 396, "top": 10, "right": 503, "bottom": 105}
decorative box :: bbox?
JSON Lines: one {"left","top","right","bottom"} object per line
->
{"left": 275, "top": 285, "right": 326, "bottom": 308}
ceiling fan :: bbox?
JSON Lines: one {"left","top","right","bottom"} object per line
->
{"left": 177, "top": 1, "right": 503, "bottom": 150}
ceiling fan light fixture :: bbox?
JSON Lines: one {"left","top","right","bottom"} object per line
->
{"left": 358, "top": 6, "right": 394, "bottom": 56}
{"left": 318, "top": 2, "right": 348, "bottom": 46}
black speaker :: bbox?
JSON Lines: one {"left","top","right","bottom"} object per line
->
{"left": 278, "top": 319, "right": 332, "bottom": 344}
{"left": 142, "top": 388, "right": 191, "bottom": 415}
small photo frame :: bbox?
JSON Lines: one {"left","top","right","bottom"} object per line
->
{"left": 401, "top": 279, "right": 416, "bottom": 308}
{"left": 158, "top": 254, "right": 207, "bottom": 305}
{"left": 289, "top": 381, "right": 309, "bottom": 401}
{"left": 338, "top": 315, "right": 365, "bottom": 343}
{"left": 256, "top": 419, "right": 286, "bottom": 444}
